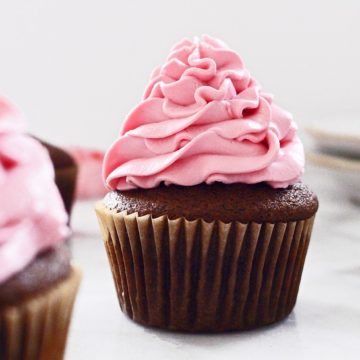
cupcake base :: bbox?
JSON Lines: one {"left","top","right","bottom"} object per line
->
{"left": 96, "top": 203, "right": 315, "bottom": 332}
{"left": 0, "top": 265, "right": 81, "bottom": 359}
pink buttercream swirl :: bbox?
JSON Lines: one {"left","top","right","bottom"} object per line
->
{"left": 104, "top": 35, "right": 304, "bottom": 190}
{"left": 0, "top": 96, "right": 69, "bottom": 284}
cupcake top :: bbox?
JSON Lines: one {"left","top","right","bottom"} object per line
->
{"left": 0, "top": 97, "right": 69, "bottom": 283}
{"left": 104, "top": 35, "right": 304, "bottom": 190}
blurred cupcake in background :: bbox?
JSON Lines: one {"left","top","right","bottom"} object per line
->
{"left": 0, "top": 96, "right": 81, "bottom": 359}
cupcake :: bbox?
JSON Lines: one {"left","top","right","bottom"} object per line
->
{"left": 96, "top": 35, "right": 318, "bottom": 332}
{"left": 0, "top": 97, "right": 81, "bottom": 357}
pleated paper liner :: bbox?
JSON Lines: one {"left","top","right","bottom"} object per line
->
{"left": 0, "top": 265, "right": 81, "bottom": 360}
{"left": 96, "top": 203, "right": 315, "bottom": 332}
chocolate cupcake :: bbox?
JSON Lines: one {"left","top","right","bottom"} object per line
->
{"left": 0, "top": 97, "right": 81, "bottom": 357}
{"left": 96, "top": 35, "right": 318, "bottom": 332}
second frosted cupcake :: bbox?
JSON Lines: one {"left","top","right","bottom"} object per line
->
{"left": 0, "top": 97, "right": 81, "bottom": 358}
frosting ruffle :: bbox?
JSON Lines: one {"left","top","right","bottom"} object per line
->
{"left": 104, "top": 35, "right": 304, "bottom": 190}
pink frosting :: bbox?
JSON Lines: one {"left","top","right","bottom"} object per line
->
{"left": 66, "top": 146, "right": 107, "bottom": 199}
{"left": 104, "top": 35, "right": 304, "bottom": 190}
{"left": 0, "top": 97, "right": 69, "bottom": 284}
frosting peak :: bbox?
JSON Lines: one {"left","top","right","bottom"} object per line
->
{"left": 0, "top": 96, "right": 69, "bottom": 284}
{"left": 104, "top": 35, "right": 304, "bottom": 190}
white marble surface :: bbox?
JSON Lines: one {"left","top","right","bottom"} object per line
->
{"left": 66, "top": 166, "right": 360, "bottom": 359}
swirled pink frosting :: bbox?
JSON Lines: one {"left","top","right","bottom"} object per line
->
{"left": 104, "top": 35, "right": 304, "bottom": 190}
{"left": 0, "top": 97, "right": 69, "bottom": 284}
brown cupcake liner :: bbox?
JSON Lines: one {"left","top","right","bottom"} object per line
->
{"left": 0, "top": 265, "right": 81, "bottom": 360}
{"left": 96, "top": 203, "right": 315, "bottom": 332}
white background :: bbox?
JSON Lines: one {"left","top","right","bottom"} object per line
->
{"left": 1, "top": 0, "right": 359, "bottom": 148}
